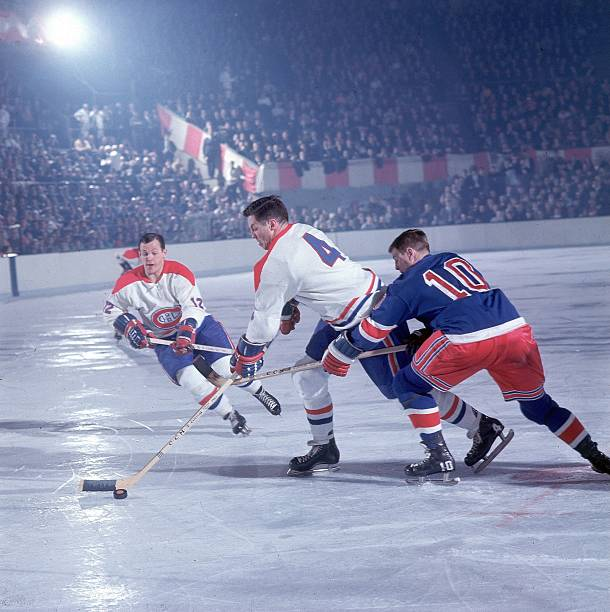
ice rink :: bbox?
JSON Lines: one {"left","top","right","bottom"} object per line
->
{"left": 1, "top": 244, "right": 609, "bottom": 611}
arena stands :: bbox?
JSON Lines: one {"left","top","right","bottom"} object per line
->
{"left": 0, "top": 0, "right": 609, "bottom": 254}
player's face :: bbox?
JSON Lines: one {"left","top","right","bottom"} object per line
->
{"left": 139, "top": 239, "right": 167, "bottom": 280}
{"left": 248, "top": 215, "right": 276, "bottom": 250}
{"left": 390, "top": 247, "right": 414, "bottom": 273}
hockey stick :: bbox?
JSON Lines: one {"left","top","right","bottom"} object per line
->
{"left": 79, "top": 375, "right": 235, "bottom": 495}
{"left": 149, "top": 337, "right": 233, "bottom": 354}
{"left": 194, "top": 343, "right": 409, "bottom": 387}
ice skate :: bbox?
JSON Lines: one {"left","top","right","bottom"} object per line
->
{"left": 576, "top": 435, "right": 610, "bottom": 475}
{"left": 287, "top": 438, "right": 340, "bottom": 476}
{"left": 465, "top": 415, "right": 514, "bottom": 473}
{"left": 253, "top": 386, "right": 281, "bottom": 415}
{"left": 405, "top": 441, "right": 460, "bottom": 485}
{"left": 224, "top": 410, "right": 251, "bottom": 436}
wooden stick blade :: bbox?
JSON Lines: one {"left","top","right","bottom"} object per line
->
{"left": 80, "top": 479, "right": 117, "bottom": 492}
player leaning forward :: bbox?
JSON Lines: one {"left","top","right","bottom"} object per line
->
{"left": 230, "top": 195, "right": 511, "bottom": 475}
{"left": 103, "top": 232, "right": 281, "bottom": 434}
{"left": 323, "top": 228, "right": 610, "bottom": 482}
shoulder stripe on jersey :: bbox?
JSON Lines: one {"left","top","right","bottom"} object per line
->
{"left": 327, "top": 270, "right": 379, "bottom": 324}
{"left": 253, "top": 224, "right": 293, "bottom": 291}
{"left": 163, "top": 260, "right": 196, "bottom": 285}
{"left": 112, "top": 265, "right": 149, "bottom": 293}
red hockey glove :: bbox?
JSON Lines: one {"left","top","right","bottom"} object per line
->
{"left": 230, "top": 335, "right": 266, "bottom": 377}
{"left": 114, "top": 313, "right": 151, "bottom": 349}
{"left": 280, "top": 300, "right": 301, "bottom": 335}
{"left": 172, "top": 318, "right": 197, "bottom": 354}
{"left": 322, "top": 332, "right": 362, "bottom": 377}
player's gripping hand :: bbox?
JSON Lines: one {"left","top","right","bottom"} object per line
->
{"left": 172, "top": 318, "right": 197, "bottom": 354}
{"left": 404, "top": 327, "right": 433, "bottom": 355}
{"left": 230, "top": 335, "right": 266, "bottom": 377}
{"left": 280, "top": 299, "right": 301, "bottom": 335}
{"left": 114, "top": 313, "right": 151, "bottom": 349}
{"left": 322, "top": 332, "right": 362, "bottom": 377}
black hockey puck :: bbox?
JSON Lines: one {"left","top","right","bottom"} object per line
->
{"left": 113, "top": 488, "right": 128, "bottom": 499}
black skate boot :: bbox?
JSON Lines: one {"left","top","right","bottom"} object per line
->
{"left": 287, "top": 438, "right": 340, "bottom": 476}
{"left": 465, "top": 415, "right": 514, "bottom": 473}
{"left": 224, "top": 410, "right": 251, "bottom": 436}
{"left": 405, "top": 439, "right": 460, "bottom": 485}
{"left": 253, "top": 386, "right": 281, "bottom": 415}
{"left": 576, "top": 435, "right": 610, "bottom": 475}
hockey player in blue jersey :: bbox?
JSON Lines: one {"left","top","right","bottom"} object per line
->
{"left": 322, "top": 228, "right": 610, "bottom": 483}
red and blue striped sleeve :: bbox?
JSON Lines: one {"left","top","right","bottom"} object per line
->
{"left": 350, "top": 292, "right": 413, "bottom": 350}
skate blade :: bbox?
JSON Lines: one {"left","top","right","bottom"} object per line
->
{"left": 473, "top": 429, "right": 514, "bottom": 473}
{"left": 236, "top": 426, "right": 252, "bottom": 437}
{"left": 405, "top": 473, "right": 460, "bottom": 486}
{"left": 286, "top": 464, "right": 340, "bottom": 477}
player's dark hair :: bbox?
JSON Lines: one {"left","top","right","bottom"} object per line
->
{"left": 242, "top": 195, "right": 289, "bottom": 223}
{"left": 389, "top": 229, "right": 430, "bottom": 253}
{"left": 139, "top": 232, "right": 166, "bottom": 250}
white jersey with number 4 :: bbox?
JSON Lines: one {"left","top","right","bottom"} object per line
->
{"left": 102, "top": 260, "right": 208, "bottom": 338}
{"left": 246, "top": 223, "right": 381, "bottom": 343}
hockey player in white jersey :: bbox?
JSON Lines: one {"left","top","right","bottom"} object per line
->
{"left": 230, "top": 195, "right": 511, "bottom": 474}
{"left": 103, "top": 232, "right": 281, "bottom": 435}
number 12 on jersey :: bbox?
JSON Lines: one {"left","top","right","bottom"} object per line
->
{"left": 303, "top": 233, "right": 346, "bottom": 267}
{"left": 424, "top": 257, "right": 490, "bottom": 300}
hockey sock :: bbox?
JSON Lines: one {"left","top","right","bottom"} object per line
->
{"left": 304, "top": 402, "right": 334, "bottom": 442}
{"left": 399, "top": 392, "right": 442, "bottom": 446}
{"left": 432, "top": 390, "right": 480, "bottom": 433}
{"left": 235, "top": 380, "right": 262, "bottom": 396}
{"left": 293, "top": 358, "right": 335, "bottom": 442}
{"left": 519, "top": 394, "right": 589, "bottom": 449}
{"left": 406, "top": 406, "right": 442, "bottom": 446}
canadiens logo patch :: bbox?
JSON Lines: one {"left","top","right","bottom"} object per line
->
{"left": 152, "top": 307, "right": 181, "bottom": 329}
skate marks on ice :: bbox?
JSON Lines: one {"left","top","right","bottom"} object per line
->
{"left": 1, "top": 246, "right": 609, "bottom": 611}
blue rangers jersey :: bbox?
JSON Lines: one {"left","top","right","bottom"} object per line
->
{"left": 350, "top": 252, "right": 525, "bottom": 351}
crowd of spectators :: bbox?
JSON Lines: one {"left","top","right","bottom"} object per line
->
{"left": 158, "top": 0, "right": 609, "bottom": 167}
{"left": 1, "top": 0, "right": 609, "bottom": 256}
{"left": 2, "top": 123, "right": 608, "bottom": 255}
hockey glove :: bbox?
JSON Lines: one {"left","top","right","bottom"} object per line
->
{"left": 172, "top": 318, "right": 197, "bottom": 354}
{"left": 280, "top": 299, "right": 301, "bottom": 335}
{"left": 405, "top": 328, "right": 433, "bottom": 355}
{"left": 114, "top": 313, "right": 151, "bottom": 349}
{"left": 230, "top": 335, "right": 266, "bottom": 377}
{"left": 322, "top": 332, "right": 362, "bottom": 377}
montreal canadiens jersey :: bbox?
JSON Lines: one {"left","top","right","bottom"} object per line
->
{"left": 351, "top": 252, "right": 524, "bottom": 350}
{"left": 246, "top": 223, "right": 382, "bottom": 343}
{"left": 102, "top": 260, "right": 208, "bottom": 338}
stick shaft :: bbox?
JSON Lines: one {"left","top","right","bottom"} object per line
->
{"left": 149, "top": 337, "right": 233, "bottom": 354}
{"left": 195, "top": 343, "right": 408, "bottom": 387}
{"left": 242, "top": 343, "right": 408, "bottom": 383}
{"left": 80, "top": 376, "right": 235, "bottom": 493}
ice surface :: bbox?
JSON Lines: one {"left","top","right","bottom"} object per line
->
{"left": 1, "top": 245, "right": 609, "bottom": 611}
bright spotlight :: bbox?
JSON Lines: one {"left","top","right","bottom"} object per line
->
{"left": 43, "top": 10, "right": 87, "bottom": 49}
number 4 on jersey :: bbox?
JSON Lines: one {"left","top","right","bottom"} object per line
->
{"left": 303, "top": 233, "right": 346, "bottom": 267}
{"left": 424, "top": 257, "right": 489, "bottom": 300}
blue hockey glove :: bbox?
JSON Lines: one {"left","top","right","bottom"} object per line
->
{"left": 280, "top": 299, "right": 301, "bottom": 335}
{"left": 114, "top": 313, "right": 151, "bottom": 349}
{"left": 172, "top": 318, "right": 197, "bottom": 354}
{"left": 322, "top": 332, "right": 362, "bottom": 377}
{"left": 230, "top": 335, "right": 266, "bottom": 377}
